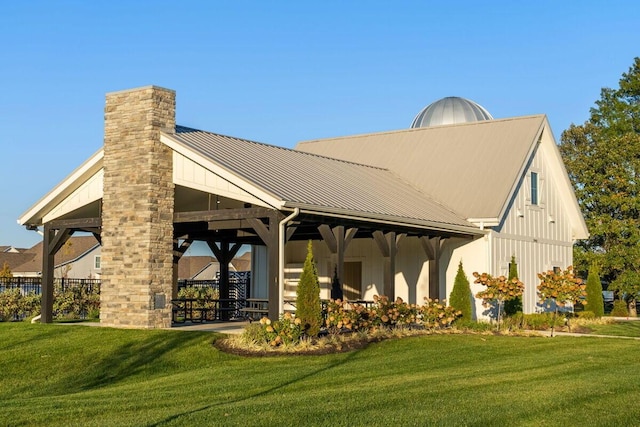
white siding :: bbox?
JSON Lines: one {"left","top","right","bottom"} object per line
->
{"left": 173, "top": 151, "right": 272, "bottom": 208}
{"left": 44, "top": 170, "right": 103, "bottom": 223}
{"left": 491, "top": 130, "right": 575, "bottom": 313}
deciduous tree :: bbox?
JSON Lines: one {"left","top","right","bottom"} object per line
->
{"left": 559, "top": 57, "right": 640, "bottom": 316}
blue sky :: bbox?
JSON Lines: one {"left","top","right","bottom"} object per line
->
{"left": 1, "top": 0, "right": 638, "bottom": 250}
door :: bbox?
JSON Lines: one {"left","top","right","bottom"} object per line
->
{"left": 343, "top": 261, "right": 362, "bottom": 301}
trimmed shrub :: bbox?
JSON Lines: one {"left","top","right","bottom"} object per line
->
{"left": 577, "top": 311, "right": 596, "bottom": 320}
{"left": 296, "top": 241, "right": 322, "bottom": 337}
{"left": 504, "top": 255, "right": 523, "bottom": 316}
{"left": 449, "top": 261, "right": 473, "bottom": 320}
{"left": 584, "top": 265, "right": 604, "bottom": 317}
{"left": 611, "top": 300, "right": 629, "bottom": 317}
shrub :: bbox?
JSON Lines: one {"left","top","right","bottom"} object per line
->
{"left": 474, "top": 272, "right": 524, "bottom": 325}
{"left": 296, "top": 241, "right": 322, "bottom": 337}
{"left": 611, "top": 300, "right": 629, "bottom": 317}
{"left": 325, "top": 299, "right": 368, "bottom": 334}
{"left": 419, "top": 298, "right": 461, "bottom": 329}
{"left": 577, "top": 311, "right": 596, "bottom": 320}
{"left": 0, "top": 289, "right": 23, "bottom": 321}
{"left": 584, "top": 265, "right": 604, "bottom": 317}
{"left": 522, "top": 313, "right": 565, "bottom": 330}
{"left": 504, "top": 255, "right": 523, "bottom": 316}
{"left": 449, "top": 261, "right": 473, "bottom": 320}
{"left": 245, "top": 313, "right": 304, "bottom": 347}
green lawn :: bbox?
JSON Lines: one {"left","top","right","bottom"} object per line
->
{"left": 1, "top": 323, "right": 638, "bottom": 426}
{"left": 587, "top": 320, "right": 640, "bottom": 337}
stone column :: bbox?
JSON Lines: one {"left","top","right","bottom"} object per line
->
{"left": 100, "top": 86, "right": 175, "bottom": 328}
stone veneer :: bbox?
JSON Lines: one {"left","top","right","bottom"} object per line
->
{"left": 100, "top": 86, "right": 175, "bottom": 328}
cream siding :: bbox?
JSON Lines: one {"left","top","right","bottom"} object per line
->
{"left": 172, "top": 151, "right": 273, "bottom": 208}
{"left": 43, "top": 169, "right": 103, "bottom": 223}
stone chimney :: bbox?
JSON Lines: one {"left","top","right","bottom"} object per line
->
{"left": 100, "top": 86, "right": 175, "bottom": 328}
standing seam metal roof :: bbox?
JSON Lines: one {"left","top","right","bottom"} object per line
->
{"left": 165, "top": 126, "right": 477, "bottom": 232}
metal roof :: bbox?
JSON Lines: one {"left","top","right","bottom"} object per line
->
{"left": 298, "top": 115, "right": 547, "bottom": 220}
{"left": 164, "top": 126, "right": 479, "bottom": 234}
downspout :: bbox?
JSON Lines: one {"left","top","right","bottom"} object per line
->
{"left": 278, "top": 208, "right": 300, "bottom": 314}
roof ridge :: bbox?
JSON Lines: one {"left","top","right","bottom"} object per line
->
{"left": 298, "top": 114, "right": 547, "bottom": 145}
{"left": 172, "top": 125, "right": 391, "bottom": 172}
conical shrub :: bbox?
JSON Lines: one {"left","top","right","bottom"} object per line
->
{"left": 450, "top": 261, "right": 473, "bottom": 320}
{"left": 296, "top": 241, "right": 322, "bottom": 336}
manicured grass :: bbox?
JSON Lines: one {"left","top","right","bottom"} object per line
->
{"left": 1, "top": 323, "right": 639, "bottom": 426}
{"left": 587, "top": 320, "right": 640, "bottom": 337}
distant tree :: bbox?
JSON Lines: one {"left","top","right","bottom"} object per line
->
{"left": 559, "top": 57, "right": 640, "bottom": 316}
{"left": 584, "top": 264, "right": 604, "bottom": 317}
{"left": 0, "top": 262, "right": 13, "bottom": 279}
{"left": 504, "top": 255, "right": 523, "bottom": 316}
{"left": 449, "top": 261, "right": 472, "bottom": 320}
{"left": 296, "top": 241, "right": 322, "bottom": 337}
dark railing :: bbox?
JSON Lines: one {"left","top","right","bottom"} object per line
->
{"left": 177, "top": 271, "right": 250, "bottom": 300}
{"left": 0, "top": 277, "right": 101, "bottom": 295}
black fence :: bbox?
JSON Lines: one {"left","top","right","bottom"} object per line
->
{"left": 177, "top": 271, "right": 250, "bottom": 301}
{"left": 0, "top": 277, "right": 101, "bottom": 295}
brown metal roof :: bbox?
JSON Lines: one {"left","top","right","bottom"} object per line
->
{"left": 165, "top": 127, "right": 479, "bottom": 234}
{"left": 297, "top": 115, "right": 546, "bottom": 220}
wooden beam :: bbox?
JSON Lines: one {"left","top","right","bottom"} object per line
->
{"left": 247, "top": 218, "right": 270, "bottom": 244}
{"left": 174, "top": 207, "right": 275, "bottom": 223}
{"left": 48, "top": 217, "right": 101, "bottom": 229}
{"left": 266, "top": 214, "right": 280, "bottom": 320}
{"left": 48, "top": 228, "right": 73, "bottom": 255}
{"left": 318, "top": 224, "right": 337, "bottom": 253}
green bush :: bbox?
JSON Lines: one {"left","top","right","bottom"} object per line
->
{"left": 0, "top": 289, "right": 41, "bottom": 321}
{"left": 296, "top": 241, "right": 322, "bottom": 337}
{"left": 584, "top": 265, "right": 604, "bottom": 317}
{"left": 577, "top": 310, "right": 596, "bottom": 320}
{"left": 611, "top": 300, "right": 629, "bottom": 317}
{"left": 449, "top": 261, "right": 473, "bottom": 320}
{"left": 504, "top": 255, "right": 523, "bottom": 316}
{"left": 521, "top": 313, "right": 565, "bottom": 330}
{"left": 242, "top": 313, "right": 303, "bottom": 347}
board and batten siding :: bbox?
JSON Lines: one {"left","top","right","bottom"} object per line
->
{"left": 282, "top": 237, "right": 431, "bottom": 304}
{"left": 491, "top": 131, "right": 575, "bottom": 314}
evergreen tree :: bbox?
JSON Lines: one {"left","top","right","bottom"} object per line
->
{"left": 560, "top": 57, "right": 640, "bottom": 316}
{"left": 296, "top": 240, "right": 322, "bottom": 337}
{"left": 584, "top": 264, "right": 604, "bottom": 317}
{"left": 504, "top": 255, "right": 523, "bottom": 315}
{"left": 449, "top": 261, "right": 472, "bottom": 320}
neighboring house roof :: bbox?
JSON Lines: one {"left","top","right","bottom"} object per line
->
{"left": 163, "top": 126, "right": 478, "bottom": 234}
{"left": 178, "top": 256, "right": 215, "bottom": 279}
{"left": 12, "top": 235, "right": 100, "bottom": 274}
{"left": 296, "top": 114, "right": 588, "bottom": 239}
{"left": 0, "top": 252, "right": 36, "bottom": 272}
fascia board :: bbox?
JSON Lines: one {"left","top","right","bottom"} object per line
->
{"left": 18, "top": 149, "right": 104, "bottom": 226}
{"left": 285, "top": 202, "right": 485, "bottom": 237}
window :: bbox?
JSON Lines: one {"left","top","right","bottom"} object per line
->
{"left": 94, "top": 255, "right": 101, "bottom": 269}
{"left": 530, "top": 172, "right": 539, "bottom": 205}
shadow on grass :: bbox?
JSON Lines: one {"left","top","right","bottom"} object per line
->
{"left": 147, "top": 348, "right": 362, "bottom": 426}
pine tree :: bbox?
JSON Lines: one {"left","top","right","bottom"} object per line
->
{"left": 449, "top": 261, "right": 472, "bottom": 320}
{"left": 584, "top": 264, "right": 604, "bottom": 317}
{"left": 504, "top": 255, "right": 523, "bottom": 316}
{"left": 296, "top": 241, "right": 322, "bottom": 337}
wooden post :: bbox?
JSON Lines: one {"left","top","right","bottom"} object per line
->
{"left": 41, "top": 224, "right": 55, "bottom": 323}
{"left": 373, "top": 231, "right": 405, "bottom": 300}
{"left": 420, "top": 236, "right": 443, "bottom": 300}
